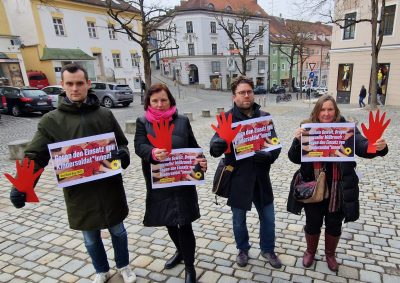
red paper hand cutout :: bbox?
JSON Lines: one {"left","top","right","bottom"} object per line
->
{"left": 361, "top": 110, "right": 391, "bottom": 153}
{"left": 147, "top": 118, "right": 175, "bottom": 153}
{"left": 211, "top": 113, "right": 242, "bottom": 153}
{"left": 4, "top": 158, "right": 44, "bottom": 202}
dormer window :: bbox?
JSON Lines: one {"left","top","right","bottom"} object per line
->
{"left": 225, "top": 5, "right": 232, "bottom": 12}
{"left": 207, "top": 3, "right": 215, "bottom": 10}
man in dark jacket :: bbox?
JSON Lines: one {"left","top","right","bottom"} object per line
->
{"left": 8, "top": 63, "right": 136, "bottom": 283}
{"left": 359, "top": 85, "right": 366, "bottom": 107}
{"left": 209, "top": 76, "right": 282, "bottom": 269}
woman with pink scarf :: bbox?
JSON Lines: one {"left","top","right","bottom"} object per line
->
{"left": 134, "top": 83, "right": 206, "bottom": 283}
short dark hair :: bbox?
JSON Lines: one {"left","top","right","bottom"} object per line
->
{"left": 144, "top": 83, "right": 176, "bottom": 110}
{"left": 61, "top": 63, "right": 89, "bottom": 81}
{"left": 231, "top": 75, "right": 254, "bottom": 94}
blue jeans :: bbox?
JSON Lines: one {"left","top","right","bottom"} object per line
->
{"left": 82, "top": 222, "right": 129, "bottom": 273}
{"left": 231, "top": 201, "right": 276, "bottom": 253}
{"left": 359, "top": 97, "right": 365, "bottom": 107}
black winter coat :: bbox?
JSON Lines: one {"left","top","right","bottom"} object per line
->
{"left": 210, "top": 103, "right": 281, "bottom": 210}
{"left": 287, "top": 117, "right": 388, "bottom": 222}
{"left": 134, "top": 113, "right": 201, "bottom": 227}
{"left": 24, "top": 91, "right": 129, "bottom": 230}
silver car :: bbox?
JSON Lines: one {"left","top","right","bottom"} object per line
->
{"left": 42, "top": 85, "right": 64, "bottom": 108}
{"left": 90, "top": 82, "right": 134, "bottom": 108}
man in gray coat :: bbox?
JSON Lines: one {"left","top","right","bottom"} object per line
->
{"left": 210, "top": 76, "right": 282, "bottom": 269}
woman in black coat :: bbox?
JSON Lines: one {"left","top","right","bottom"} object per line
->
{"left": 287, "top": 95, "right": 388, "bottom": 272}
{"left": 134, "top": 83, "right": 207, "bottom": 283}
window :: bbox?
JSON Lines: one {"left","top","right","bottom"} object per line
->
{"left": 343, "top": 12, "right": 356, "bottom": 40}
{"left": 272, "top": 63, "right": 277, "bottom": 71}
{"left": 246, "top": 61, "right": 251, "bottom": 72}
{"left": 211, "top": 61, "right": 220, "bottom": 72}
{"left": 225, "top": 5, "right": 232, "bottom": 12}
{"left": 87, "top": 22, "right": 97, "bottom": 38}
{"left": 210, "top": 21, "right": 216, "bottom": 33}
{"left": 212, "top": 44, "right": 217, "bottom": 55}
{"left": 131, "top": 53, "right": 139, "bottom": 67}
{"left": 281, "top": 63, "right": 285, "bottom": 70}
{"left": 186, "top": 21, "right": 193, "bottom": 33}
{"left": 272, "top": 47, "right": 277, "bottom": 55}
{"left": 382, "top": 5, "right": 396, "bottom": 36}
{"left": 207, "top": 3, "right": 215, "bottom": 10}
{"left": 310, "top": 49, "right": 315, "bottom": 55}
{"left": 258, "top": 61, "right": 265, "bottom": 72}
{"left": 53, "top": 18, "right": 66, "bottom": 36}
{"left": 188, "top": 44, "right": 195, "bottom": 56}
{"left": 108, "top": 25, "right": 117, "bottom": 39}
{"left": 229, "top": 43, "right": 234, "bottom": 51}
{"left": 259, "top": 45, "right": 263, "bottom": 55}
{"left": 112, "top": 53, "right": 121, "bottom": 67}
{"left": 228, "top": 23, "right": 234, "bottom": 33}
{"left": 244, "top": 25, "right": 249, "bottom": 36}
{"left": 259, "top": 25, "right": 264, "bottom": 34}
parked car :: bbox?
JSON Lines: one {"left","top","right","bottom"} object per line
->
{"left": 90, "top": 82, "right": 133, "bottom": 108}
{"left": 26, "top": 71, "right": 49, "bottom": 89}
{"left": 270, "top": 85, "right": 286, "bottom": 94}
{"left": 254, "top": 85, "right": 267, "bottom": 95}
{"left": 42, "top": 85, "right": 64, "bottom": 108}
{"left": 0, "top": 86, "right": 53, "bottom": 117}
{"left": 0, "top": 92, "right": 8, "bottom": 120}
{"left": 315, "top": 86, "right": 328, "bottom": 97}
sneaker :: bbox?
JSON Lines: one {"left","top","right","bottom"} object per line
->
{"left": 236, "top": 249, "right": 249, "bottom": 267}
{"left": 93, "top": 272, "right": 110, "bottom": 283}
{"left": 261, "top": 251, "right": 282, "bottom": 269}
{"left": 119, "top": 266, "right": 136, "bottom": 283}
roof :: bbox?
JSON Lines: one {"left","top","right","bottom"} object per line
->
{"left": 176, "top": 0, "right": 268, "bottom": 17}
{"left": 68, "top": 0, "right": 139, "bottom": 13}
{"left": 41, "top": 48, "right": 95, "bottom": 61}
{"left": 268, "top": 16, "right": 332, "bottom": 46}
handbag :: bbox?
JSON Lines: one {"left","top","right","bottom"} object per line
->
{"left": 293, "top": 170, "right": 327, "bottom": 203}
{"left": 212, "top": 158, "right": 234, "bottom": 202}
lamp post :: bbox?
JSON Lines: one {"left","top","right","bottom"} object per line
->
{"left": 134, "top": 54, "right": 144, "bottom": 105}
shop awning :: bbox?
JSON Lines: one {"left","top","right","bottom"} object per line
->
{"left": 0, "top": 52, "right": 10, "bottom": 59}
{"left": 41, "top": 48, "right": 94, "bottom": 61}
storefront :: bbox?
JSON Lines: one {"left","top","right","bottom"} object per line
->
{"left": 0, "top": 54, "right": 24, "bottom": 87}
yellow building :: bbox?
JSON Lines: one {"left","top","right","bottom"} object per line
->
{"left": 328, "top": 0, "right": 400, "bottom": 106}
{"left": 1, "top": 0, "right": 142, "bottom": 90}
{"left": 0, "top": 1, "right": 28, "bottom": 86}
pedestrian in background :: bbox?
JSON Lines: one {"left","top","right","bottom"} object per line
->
{"left": 8, "top": 63, "right": 136, "bottom": 283}
{"left": 209, "top": 76, "right": 282, "bottom": 269}
{"left": 134, "top": 83, "right": 207, "bottom": 283}
{"left": 377, "top": 85, "right": 384, "bottom": 106}
{"left": 287, "top": 95, "right": 388, "bottom": 271}
{"left": 359, "top": 85, "right": 366, "bottom": 108}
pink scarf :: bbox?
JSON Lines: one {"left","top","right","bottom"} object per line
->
{"left": 145, "top": 106, "right": 177, "bottom": 123}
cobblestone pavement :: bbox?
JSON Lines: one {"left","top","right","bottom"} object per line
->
{"left": 1, "top": 96, "right": 399, "bottom": 282}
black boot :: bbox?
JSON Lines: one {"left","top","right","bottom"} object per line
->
{"left": 164, "top": 252, "right": 182, "bottom": 269}
{"left": 185, "top": 266, "right": 196, "bottom": 283}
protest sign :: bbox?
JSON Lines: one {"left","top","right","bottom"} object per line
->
{"left": 301, "top": 123, "right": 355, "bottom": 162}
{"left": 48, "top": 133, "right": 122, "bottom": 188}
{"left": 231, "top": 116, "right": 281, "bottom": 160}
{"left": 151, "top": 148, "right": 205, "bottom": 189}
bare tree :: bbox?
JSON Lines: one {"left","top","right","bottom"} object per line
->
{"left": 106, "top": 0, "right": 178, "bottom": 87}
{"left": 275, "top": 20, "right": 312, "bottom": 92}
{"left": 215, "top": 8, "right": 268, "bottom": 76}
{"left": 296, "top": 0, "right": 388, "bottom": 108}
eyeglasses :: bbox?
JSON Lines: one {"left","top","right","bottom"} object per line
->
{"left": 236, "top": 90, "right": 254, "bottom": 96}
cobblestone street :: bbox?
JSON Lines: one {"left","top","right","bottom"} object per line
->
{"left": 0, "top": 99, "right": 399, "bottom": 282}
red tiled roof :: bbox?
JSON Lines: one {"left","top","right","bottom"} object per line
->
{"left": 176, "top": 0, "right": 268, "bottom": 17}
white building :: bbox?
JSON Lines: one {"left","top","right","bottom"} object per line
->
{"left": 158, "top": 0, "right": 269, "bottom": 90}
{"left": 1, "top": 0, "right": 143, "bottom": 91}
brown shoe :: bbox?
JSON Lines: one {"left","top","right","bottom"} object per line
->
{"left": 325, "top": 233, "right": 340, "bottom": 271}
{"left": 303, "top": 233, "right": 320, "bottom": 267}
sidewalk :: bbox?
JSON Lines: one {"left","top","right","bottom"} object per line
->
{"left": 0, "top": 103, "right": 399, "bottom": 282}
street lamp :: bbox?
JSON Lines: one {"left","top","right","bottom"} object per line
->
{"left": 133, "top": 53, "right": 144, "bottom": 105}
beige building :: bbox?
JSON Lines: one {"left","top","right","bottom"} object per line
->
{"left": 328, "top": 0, "right": 399, "bottom": 106}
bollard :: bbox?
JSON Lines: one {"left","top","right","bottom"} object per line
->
{"left": 125, "top": 120, "right": 136, "bottom": 135}
{"left": 183, "top": 112, "right": 194, "bottom": 121}
{"left": 216, "top": 107, "right": 224, "bottom": 114}
{"left": 202, "top": 109, "right": 211, "bottom": 117}
{"left": 8, "top": 139, "right": 30, "bottom": 160}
